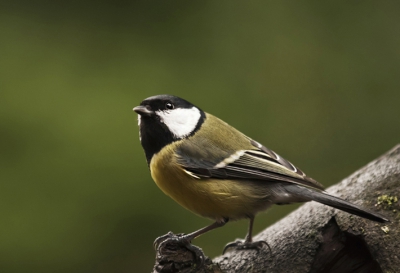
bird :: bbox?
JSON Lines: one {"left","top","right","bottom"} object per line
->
{"left": 133, "top": 94, "right": 388, "bottom": 254}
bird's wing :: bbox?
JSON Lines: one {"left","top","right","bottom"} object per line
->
{"left": 176, "top": 138, "right": 325, "bottom": 191}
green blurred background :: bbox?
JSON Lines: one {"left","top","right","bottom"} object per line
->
{"left": 1, "top": 1, "right": 399, "bottom": 272}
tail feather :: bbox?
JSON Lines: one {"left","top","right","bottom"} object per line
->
{"left": 285, "top": 185, "right": 389, "bottom": 223}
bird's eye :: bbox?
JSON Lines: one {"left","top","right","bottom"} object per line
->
{"left": 165, "top": 102, "right": 174, "bottom": 110}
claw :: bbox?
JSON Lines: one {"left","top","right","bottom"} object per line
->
{"left": 223, "top": 239, "right": 272, "bottom": 256}
{"left": 223, "top": 240, "right": 240, "bottom": 254}
{"left": 154, "top": 232, "right": 206, "bottom": 268}
{"left": 153, "top": 231, "right": 175, "bottom": 250}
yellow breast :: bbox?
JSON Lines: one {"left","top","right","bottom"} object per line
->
{"left": 149, "top": 142, "right": 267, "bottom": 220}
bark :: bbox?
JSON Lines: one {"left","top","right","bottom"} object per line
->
{"left": 152, "top": 145, "right": 400, "bottom": 273}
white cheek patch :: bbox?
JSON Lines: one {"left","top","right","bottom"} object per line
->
{"left": 156, "top": 107, "right": 201, "bottom": 139}
{"left": 137, "top": 115, "right": 142, "bottom": 141}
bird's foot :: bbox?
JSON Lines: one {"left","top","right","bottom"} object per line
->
{"left": 153, "top": 232, "right": 206, "bottom": 268}
{"left": 153, "top": 231, "right": 179, "bottom": 250}
{"left": 223, "top": 239, "right": 272, "bottom": 255}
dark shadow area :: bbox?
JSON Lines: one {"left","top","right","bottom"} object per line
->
{"left": 310, "top": 217, "right": 382, "bottom": 273}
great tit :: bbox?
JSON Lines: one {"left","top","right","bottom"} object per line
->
{"left": 133, "top": 94, "right": 388, "bottom": 253}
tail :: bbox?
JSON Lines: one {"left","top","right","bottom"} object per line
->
{"left": 285, "top": 184, "right": 389, "bottom": 223}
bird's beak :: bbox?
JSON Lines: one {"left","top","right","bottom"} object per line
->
{"left": 133, "top": 105, "right": 154, "bottom": 117}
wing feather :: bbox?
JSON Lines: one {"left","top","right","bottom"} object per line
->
{"left": 176, "top": 135, "right": 324, "bottom": 191}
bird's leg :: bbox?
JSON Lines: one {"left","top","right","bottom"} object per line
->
{"left": 154, "top": 218, "right": 229, "bottom": 266}
{"left": 154, "top": 218, "right": 229, "bottom": 249}
{"left": 223, "top": 216, "right": 272, "bottom": 255}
